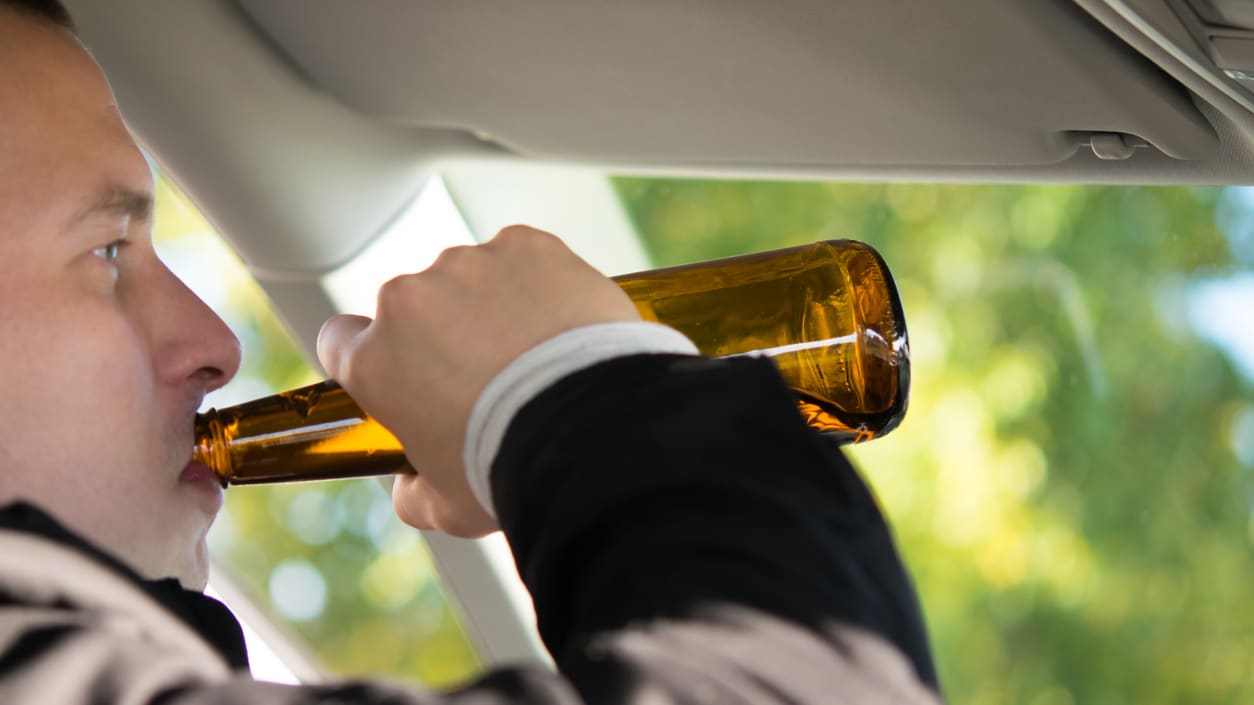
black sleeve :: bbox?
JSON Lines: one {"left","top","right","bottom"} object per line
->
{"left": 492, "top": 354, "right": 940, "bottom": 699}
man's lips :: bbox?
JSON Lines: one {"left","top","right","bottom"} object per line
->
{"left": 180, "top": 461, "right": 225, "bottom": 499}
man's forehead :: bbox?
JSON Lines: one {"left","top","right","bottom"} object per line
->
{"left": 0, "top": 7, "right": 113, "bottom": 111}
{"left": 0, "top": 8, "right": 151, "bottom": 208}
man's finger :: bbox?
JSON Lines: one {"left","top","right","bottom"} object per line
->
{"left": 317, "top": 314, "right": 373, "bottom": 379}
{"left": 392, "top": 473, "right": 437, "bottom": 531}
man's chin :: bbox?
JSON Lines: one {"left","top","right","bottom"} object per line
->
{"left": 153, "top": 506, "right": 216, "bottom": 590}
{"left": 175, "top": 532, "right": 212, "bottom": 591}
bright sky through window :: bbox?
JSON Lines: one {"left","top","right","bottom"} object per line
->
{"left": 322, "top": 177, "right": 477, "bottom": 317}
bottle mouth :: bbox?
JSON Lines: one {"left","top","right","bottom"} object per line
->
{"left": 192, "top": 408, "right": 232, "bottom": 488}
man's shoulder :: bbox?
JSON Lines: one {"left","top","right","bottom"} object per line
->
{"left": 0, "top": 501, "right": 248, "bottom": 670}
{"left": 0, "top": 502, "right": 143, "bottom": 580}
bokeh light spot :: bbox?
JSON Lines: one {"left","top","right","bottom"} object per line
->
{"left": 361, "top": 552, "right": 425, "bottom": 611}
{"left": 286, "top": 488, "right": 341, "bottom": 546}
{"left": 269, "top": 560, "right": 327, "bottom": 622}
{"left": 1229, "top": 405, "right": 1254, "bottom": 467}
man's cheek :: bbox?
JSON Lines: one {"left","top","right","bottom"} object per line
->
{"left": 28, "top": 327, "right": 154, "bottom": 440}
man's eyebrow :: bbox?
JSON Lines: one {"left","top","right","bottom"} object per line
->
{"left": 73, "top": 185, "right": 155, "bottom": 225}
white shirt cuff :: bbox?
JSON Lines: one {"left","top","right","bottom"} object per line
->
{"left": 463, "top": 321, "right": 699, "bottom": 519}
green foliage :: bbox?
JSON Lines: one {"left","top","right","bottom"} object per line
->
{"left": 613, "top": 178, "right": 1254, "bottom": 704}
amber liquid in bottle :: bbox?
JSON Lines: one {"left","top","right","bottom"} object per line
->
{"left": 194, "top": 239, "right": 909, "bottom": 486}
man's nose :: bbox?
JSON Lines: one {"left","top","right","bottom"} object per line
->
{"left": 151, "top": 265, "right": 242, "bottom": 394}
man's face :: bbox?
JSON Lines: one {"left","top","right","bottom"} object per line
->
{"left": 0, "top": 12, "right": 241, "bottom": 589}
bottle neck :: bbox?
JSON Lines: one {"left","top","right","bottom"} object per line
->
{"left": 192, "top": 410, "right": 231, "bottom": 487}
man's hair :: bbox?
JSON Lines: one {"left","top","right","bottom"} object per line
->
{"left": 0, "top": 0, "right": 74, "bottom": 30}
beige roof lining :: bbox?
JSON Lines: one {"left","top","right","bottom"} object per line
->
{"left": 65, "top": 0, "right": 1254, "bottom": 272}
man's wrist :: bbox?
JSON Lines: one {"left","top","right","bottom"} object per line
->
{"left": 462, "top": 321, "right": 699, "bottom": 518}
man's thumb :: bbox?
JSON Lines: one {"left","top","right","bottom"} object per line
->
{"left": 317, "top": 314, "right": 373, "bottom": 379}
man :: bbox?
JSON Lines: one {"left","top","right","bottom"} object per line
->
{"left": 0, "top": 1, "right": 941, "bottom": 702}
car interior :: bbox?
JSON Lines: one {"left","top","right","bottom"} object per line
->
{"left": 59, "top": 1, "right": 1254, "bottom": 701}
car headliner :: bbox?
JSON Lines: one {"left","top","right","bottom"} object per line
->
{"left": 63, "top": 0, "right": 1254, "bottom": 274}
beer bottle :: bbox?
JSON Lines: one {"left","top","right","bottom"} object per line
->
{"left": 194, "top": 240, "right": 910, "bottom": 486}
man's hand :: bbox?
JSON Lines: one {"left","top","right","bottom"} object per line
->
{"left": 316, "top": 226, "right": 641, "bottom": 537}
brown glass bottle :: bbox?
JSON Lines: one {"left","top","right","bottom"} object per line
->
{"left": 194, "top": 240, "right": 910, "bottom": 486}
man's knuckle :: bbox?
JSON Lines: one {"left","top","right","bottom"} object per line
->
{"left": 494, "top": 224, "right": 532, "bottom": 241}
{"left": 377, "top": 274, "right": 405, "bottom": 298}
{"left": 492, "top": 224, "right": 556, "bottom": 249}
{"left": 376, "top": 274, "right": 418, "bottom": 313}
{"left": 431, "top": 244, "right": 476, "bottom": 270}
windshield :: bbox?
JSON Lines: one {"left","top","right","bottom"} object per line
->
{"left": 159, "top": 174, "right": 1254, "bottom": 702}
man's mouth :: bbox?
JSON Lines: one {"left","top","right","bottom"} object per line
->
{"left": 179, "top": 461, "right": 225, "bottom": 511}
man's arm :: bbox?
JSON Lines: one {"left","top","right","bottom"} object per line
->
{"left": 493, "top": 352, "right": 940, "bottom": 703}
{"left": 310, "top": 225, "right": 939, "bottom": 703}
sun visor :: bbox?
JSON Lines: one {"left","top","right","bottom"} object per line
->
{"left": 237, "top": 0, "right": 1218, "bottom": 168}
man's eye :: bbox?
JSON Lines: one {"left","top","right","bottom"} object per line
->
{"left": 92, "top": 240, "right": 125, "bottom": 263}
